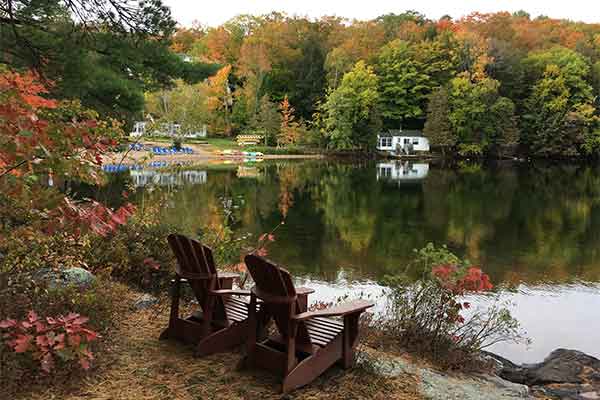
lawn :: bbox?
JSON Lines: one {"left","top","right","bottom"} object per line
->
{"left": 203, "top": 137, "right": 243, "bottom": 151}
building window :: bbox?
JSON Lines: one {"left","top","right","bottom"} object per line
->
{"left": 380, "top": 167, "right": 392, "bottom": 177}
{"left": 379, "top": 137, "right": 392, "bottom": 147}
{"left": 404, "top": 138, "right": 410, "bottom": 145}
{"left": 412, "top": 138, "right": 419, "bottom": 145}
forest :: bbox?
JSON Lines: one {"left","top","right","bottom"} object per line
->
{"left": 3, "top": 5, "right": 600, "bottom": 157}
{"left": 159, "top": 10, "right": 600, "bottom": 158}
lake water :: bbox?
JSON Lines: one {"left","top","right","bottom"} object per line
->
{"left": 103, "top": 159, "right": 600, "bottom": 363}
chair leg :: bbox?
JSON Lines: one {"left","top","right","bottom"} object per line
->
{"left": 160, "top": 278, "right": 181, "bottom": 340}
{"left": 342, "top": 314, "right": 360, "bottom": 368}
{"left": 282, "top": 340, "right": 341, "bottom": 394}
{"left": 196, "top": 320, "right": 248, "bottom": 357}
{"left": 244, "top": 294, "right": 258, "bottom": 368}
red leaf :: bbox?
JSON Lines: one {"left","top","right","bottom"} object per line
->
{"left": 12, "top": 334, "right": 32, "bottom": 353}
{"left": 68, "top": 334, "right": 81, "bottom": 346}
{"left": 36, "top": 335, "right": 49, "bottom": 347}
{"left": 79, "top": 357, "right": 90, "bottom": 370}
{"left": 72, "top": 315, "right": 89, "bottom": 325}
{"left": 81, "top": 328, "right": 99, "bottom": 342}
{"left": 27, "top": 310, "right": 39, "bottom": 323}
{"left": 0, "top": 319, "right": 16, "bottom": 329}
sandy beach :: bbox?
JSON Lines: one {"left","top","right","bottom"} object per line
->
{"left": 102, "top": 141, "right": 324, "bottom": 166}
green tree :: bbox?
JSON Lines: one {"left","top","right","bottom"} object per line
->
{"left": 320, "top": 61, "right": 381, "bottom": 150}
{"left": 376, "top": 39, "right": 457, "bottom": 127}
{"left": 0, "top": 1, "right": 183, "bottom": 121}
{"left": 523, "top": 64, "right": 598, "bottom": 156}
{"left": 446, "top": 76, "right": 518, "bottom": 155}
{"left": 145, "top": 80, "right": 209, "bottom": 136}
{"left": 250, "top": 95, "right": 281, "bottom": 145}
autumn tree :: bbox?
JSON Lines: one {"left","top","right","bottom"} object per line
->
{"left": 0, "top": 70, "right": 133, "bottom": 235}
{"left": 521, "top": 47, "right": 598, "bottom": 156}
{"left": 206, "top": 65, "right": 234, "bottom": 135}
{"left": 278, "top": 96, "right": 301, "bottom": 147}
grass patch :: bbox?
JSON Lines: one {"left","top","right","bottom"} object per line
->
{"left": 203, "top": 137, "right": 242, "bottom": 151}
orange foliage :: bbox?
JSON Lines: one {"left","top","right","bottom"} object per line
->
{"left": 277, "top": 95, "right": 300, "bottom": 147}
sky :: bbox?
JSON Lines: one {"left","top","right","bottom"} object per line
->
{"left": 164, "top": 0, "right": 600, "bottom": 27}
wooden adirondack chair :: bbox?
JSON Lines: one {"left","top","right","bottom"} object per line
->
{"left": 159, "top": 234, "right": 252, "bottom": 356}
{"left": 242, "top": 254, "right": 374, "bottom": 393}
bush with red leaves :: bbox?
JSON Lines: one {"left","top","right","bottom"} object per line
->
{"left": 1, "top": 311, "right": 99, "bottom": 373}
{"left": 380, "top": 243, "right": 525, "bottom": 369}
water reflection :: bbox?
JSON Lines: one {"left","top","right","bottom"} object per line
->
{"left": 104, "top": 160, "right": 600, "bottom": 362}
{"left": 103, "top": 163, "right": 207, "bottom": 187}
{"left": 376, "top": 161, "right": 429, "bottom": 183}
{"left": 109, "top": 160, "right": 600, "bottom": 286}
{"left": 129, "top": 170, "right": 207, "bottom": 187}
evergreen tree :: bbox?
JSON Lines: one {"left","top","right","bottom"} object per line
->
{"left": 424, "top": 88, "right": 456, "bottom": 157}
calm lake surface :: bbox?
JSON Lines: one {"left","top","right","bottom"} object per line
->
{"left": 103, "top": 159, "right": 600, "bottom": 363}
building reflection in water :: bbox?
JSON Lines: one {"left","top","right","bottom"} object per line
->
{"left": 376, "top": 161, "right": 429, "bottom": 184}
{"left": 102, "top": 163, "right": 207, "bottom": 187}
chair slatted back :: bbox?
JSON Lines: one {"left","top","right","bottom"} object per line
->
{"left": 168, "top": 234, "right": 226, "bottom": 321}
{"left": 244, "top": 254, "right": 310, "bottom": 344}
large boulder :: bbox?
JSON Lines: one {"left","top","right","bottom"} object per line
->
{"left": 356, "top": 348, "right": 532, "bottom": 399}
{"left": 35, "top": 267, "right": 96, "bottom": 289}
{"left": 490, "top": 349, "right": 600, "bottom": 400}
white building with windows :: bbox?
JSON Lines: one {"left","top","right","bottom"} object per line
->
{"left": 377, "top": 130, "right": 430, "bottom": 155}
{"left": 129, "top": 121, "right": 207, "bottom": 139}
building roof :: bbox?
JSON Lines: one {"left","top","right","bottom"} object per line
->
{"left": 379, "top": 129, "right": 424, "bottom": 137}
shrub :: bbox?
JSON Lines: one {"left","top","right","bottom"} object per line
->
{"left": 457, "top": 143, "right": 484, "bottom": 158}
{"left": 1, "top": 311, "right": 98, "bottom": 373}
{"left": 0, "top": 276, "right": 128, "bottom": 391}
{"left": 380, "top": 243, "right": 525, "bottom": 369}
{"left": 172, "top": 136, "right": 183, "bottom": 150}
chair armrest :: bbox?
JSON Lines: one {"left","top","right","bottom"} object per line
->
{"left": 296, "top": 287, "right": 315, "bottom": 295}
{"left": 210, "top": 289, "right": 251, "bottom": 296}
{"left": 292, "top": 300, "right": 374, "bottom": 321}
{"left": 218, "top": 272, "right": 240, "bottom": 280}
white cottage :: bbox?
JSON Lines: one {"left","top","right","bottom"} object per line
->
{"left": 377, "top": 130, "right": 430, "bottom": 155}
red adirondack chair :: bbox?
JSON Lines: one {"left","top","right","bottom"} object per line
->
{"left": 159, "top": 234, "right": 252, "bottom": 356}
{"left": 242, "top": 254, "right": 374, "bottom": 393}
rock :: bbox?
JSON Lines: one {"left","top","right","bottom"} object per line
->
{"left": 35, "top": 267, "right": 96, "bottom": 289}
{"left": 60, "top": 267, "right": 96, "bottom": 288}
{"left": 581, "top": 392, "right": 600, "bottom": 399}
{"left": 419, "top": 368, "right": 531, "bottom": 399}
{"left": 133, "top": 294, "right": 159, "bottom": 310}
{"left": 356, "top": 348, "right": 532, "bottom": 399}
{"left": 492, "top": 349, "right": 600, "bottom": 400}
